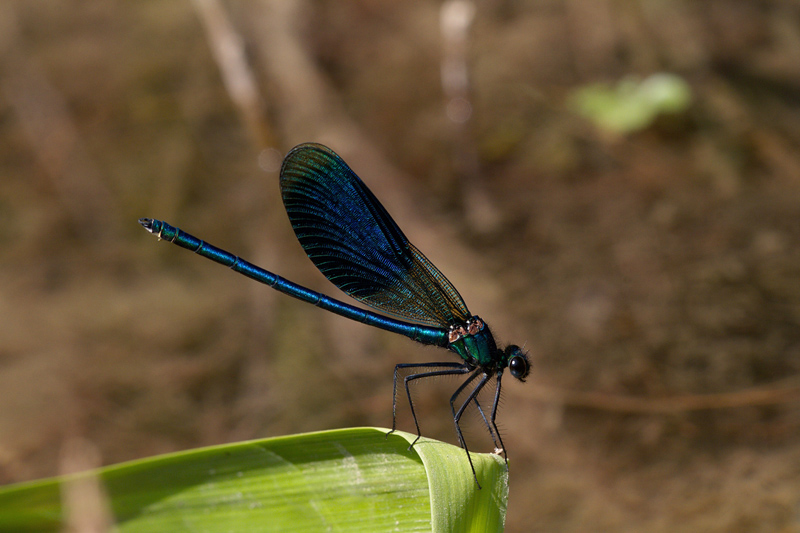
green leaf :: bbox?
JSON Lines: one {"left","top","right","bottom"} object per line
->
{"left": 0, "top": 428, "right": 508, "bottom": 532}
{"left": 569, "top": 73, "right": 692, "bottom": 134}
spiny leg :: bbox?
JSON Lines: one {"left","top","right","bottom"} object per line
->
{"left": 448, "top": 369, "right": 483, "bottom": 448}
{"left": 454, "top": 372, "right": 508, "bottom": 463}
{"left": 404, "top": 366, "right": 474, "bottom": 448}
{"left": 488, "top": 371, "right": 508, "bottom": 466}
{"left": 449, "top": 372, "right": 503, "bottom": 453}
{"left": 458, "top": 371, "right": 502, "bottom": 452}
{"left": 387, "top": 362, "right": 472, "bottom": 445}
{"left": 460, "top": 372, "right": 508, "bottom": 463}
{"left": 389, "top": 362, "right": 469, "bottom": 434}
{"left": 450, "top": 371, "right": 493, "bottom": 488}
{"left": 471, "top": 395, "right": 502, "bottom": 452}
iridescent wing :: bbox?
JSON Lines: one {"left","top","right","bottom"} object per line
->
{"left": 280, "top": 143, "right": 471, "bottom": 328}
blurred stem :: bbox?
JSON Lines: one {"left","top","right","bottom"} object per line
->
{"left": 191, "top": 0, "right": 275, "bottom": 150}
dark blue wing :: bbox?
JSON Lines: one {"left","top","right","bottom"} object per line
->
{"left": 279, "top": 143, "right": 471, "bottom": 328}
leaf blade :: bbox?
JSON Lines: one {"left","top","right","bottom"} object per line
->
{"left": 0, "top": 428, "right": 507, "bottom": 532}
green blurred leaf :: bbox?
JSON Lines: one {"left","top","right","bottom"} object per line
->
{"left": 0, "top": 428, "right": 508, "bottom": 532}
{"left": 569, "top": 73, "right": 692, "bottom": 134}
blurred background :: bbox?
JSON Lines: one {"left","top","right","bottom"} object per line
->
{"left": 2, "top": 0, "right": 800, "bottom": 531}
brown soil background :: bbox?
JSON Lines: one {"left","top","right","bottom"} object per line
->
{"left": 2, "top": 1, "right": 800, "bottom": 531}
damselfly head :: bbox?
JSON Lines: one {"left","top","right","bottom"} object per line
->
{"left": 505, "top": 345, "right": 530, "bottom": 381}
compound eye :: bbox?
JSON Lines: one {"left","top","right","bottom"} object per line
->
{"left": 508, "top": 353, "right": 530, "bottom": 381}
